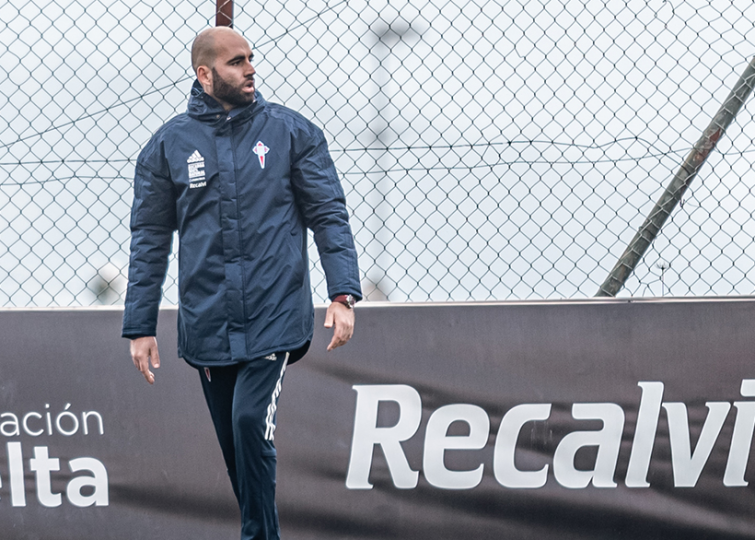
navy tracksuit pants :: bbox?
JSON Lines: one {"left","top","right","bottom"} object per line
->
{"left": 199, "top": 352, "right": 289, "bottom": 540}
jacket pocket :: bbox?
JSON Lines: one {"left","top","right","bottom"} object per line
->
{"left": 287, "top": 228, "right": 306, "bottom": 284}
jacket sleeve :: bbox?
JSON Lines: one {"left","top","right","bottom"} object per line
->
{"left": 291, "top": 124, "right": 362, "bottom": 301}
{"left": 122, "top": 139, "right": 177, "bottom": 338}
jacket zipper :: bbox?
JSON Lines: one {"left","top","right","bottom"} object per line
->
{"left": 229, "top": 115, "right": 249, "bottom": 349}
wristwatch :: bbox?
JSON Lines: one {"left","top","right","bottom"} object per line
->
{"left": 332, "top": 294, "right": 357, "bottom": 309}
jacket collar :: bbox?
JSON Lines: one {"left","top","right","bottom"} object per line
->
{"left": 186, "top": 79, "right": 265, "bottom": 125}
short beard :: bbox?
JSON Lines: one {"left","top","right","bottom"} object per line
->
{"left": 211, "top": 67, "right": 255, "bottom": 108}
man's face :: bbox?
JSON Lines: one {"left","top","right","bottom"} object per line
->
{"left": 207, "top": 33, "right": 256, "bottom": 110}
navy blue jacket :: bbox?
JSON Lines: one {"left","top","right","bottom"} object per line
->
{"left": 122, "top": 81, "right": 361, "bottom": 365}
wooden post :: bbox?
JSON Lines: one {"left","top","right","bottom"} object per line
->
{"left": 216, "top": 0, "right": 233, "bottom": 27}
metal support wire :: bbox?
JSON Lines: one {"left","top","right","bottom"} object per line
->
{"left": 596, "top": 57, "right": 755, "bottom": 297}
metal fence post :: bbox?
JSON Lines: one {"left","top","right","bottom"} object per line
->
{"left": 596, "top": 57, "right": 755, "bottom": 298}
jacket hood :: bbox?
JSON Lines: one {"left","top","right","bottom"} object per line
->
{"left": 186, "top": 79, "right": 265, "bottom": 125}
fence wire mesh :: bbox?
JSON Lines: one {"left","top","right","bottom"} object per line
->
{"left": 2, "top": 0, "right": 755, "bottom": 306}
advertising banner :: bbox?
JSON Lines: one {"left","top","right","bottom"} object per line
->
{"left": 1, "top": 299, "right": 755, "bottom": 539}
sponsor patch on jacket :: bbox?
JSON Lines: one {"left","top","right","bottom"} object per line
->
{"left": 188, "top": 150, "right": 206, "bottom": 188}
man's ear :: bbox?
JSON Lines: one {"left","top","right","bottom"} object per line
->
{"left": 196, "top": 65, "right": 212, "bottom": 91}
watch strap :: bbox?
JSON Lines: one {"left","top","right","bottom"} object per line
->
{"left": 332, "top": 294, "right": 356, "bottom": 308}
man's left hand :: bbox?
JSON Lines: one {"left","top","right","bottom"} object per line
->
{"left": 324, "top": 301, "right": 355, "bottom": 351}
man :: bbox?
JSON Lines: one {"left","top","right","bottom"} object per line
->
{"left": 122, "top": 26, "right": 362, "bottom": 540}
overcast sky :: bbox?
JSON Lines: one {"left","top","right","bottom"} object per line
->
{"left": 2, "top": 0, "right": 755, "bottom": 305}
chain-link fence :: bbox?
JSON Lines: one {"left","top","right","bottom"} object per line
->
{"left": 2, "top": 0, "right": 755, "bottom": 306}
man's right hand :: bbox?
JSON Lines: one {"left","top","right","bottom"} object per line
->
{"left": 130, "top": 336, "right": 161, "bottom": 385}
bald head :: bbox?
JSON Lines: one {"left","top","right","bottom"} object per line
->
{"left": 191, "top": 27, "right": 246, "bottom": 74}
{"left": 191, "top": 27, "right": 256, "bottom": 111}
